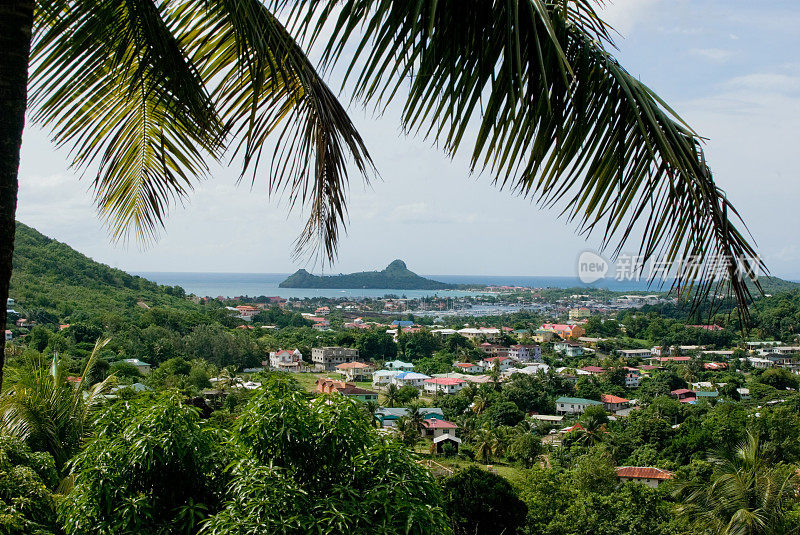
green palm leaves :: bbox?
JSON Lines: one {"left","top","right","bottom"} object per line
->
{"left": 29, "top": 0, "right": 373, "bottom": 260}
{"left": 286, "top": 0, "right": 762, "bottom": 313}
{"left": 0, "top": 338, "right": 116, "bottom": 470}
{"left": 675, "top": 431, "right": 800, "bottom": 535}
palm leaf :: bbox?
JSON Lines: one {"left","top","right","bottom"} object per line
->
{"left": 283, "top": 0, "right": 762, "bottom": 318}
{"left": 177, "top": 0, "right": 374, "bottom": 262}
{"left": 30, "top": 0, "right": 223, "bottom": 243}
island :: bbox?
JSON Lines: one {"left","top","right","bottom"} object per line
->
{"left": 279, "top": 260, "right": 459, "bottom": 290}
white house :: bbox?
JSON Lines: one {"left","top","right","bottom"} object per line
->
{"left": 419, "top": 418, "right": 459, "bottom": 439}
{"left": 424, "top": 377, "right": 466, "bottom": 395}
{"left": 384, "top": 359, "right": 414, "bottom": 371}
{"left": 508, "top": 344, "right": 542, "bottom": 362}
{"left": 3, "top": 330, "right": 11, "bottom": 342}
{"left": 453, "top": 362, "right": 483, "bottom": 373}
{"left": 479, "top": 356, "right": 512, "bottom": 371}
{"left": 457, "top": 327, "right": 500, "bottom": 341}
{"left": 554, "top": 341, "right": 584, "bottom": 357}
{"left": 555, "top": 396, "right": 603, "bottom": 415}
{"left": 625, "top": 371, "right": 642, "bottom": 388}
{"left": 391, "top": 371, "right": 431, "bottom": 388}
{"left": 268, "top": 349, "right": 303, "bottom": 372}
{"left": 748, "top": 356, "right": 773, "bottom": 369}
{"left": 372, "top": 369, "right": 401, "bottom": 388}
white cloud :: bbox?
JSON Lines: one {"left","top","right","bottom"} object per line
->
{"left": 725, "top": 72, "right": 800, "bottom": 94}
{"left": 689, "top": 48, "right": 734, "bottom": 63}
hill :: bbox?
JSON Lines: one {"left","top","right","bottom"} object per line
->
{"left": 279, "top": 260, "right": 459, "bottom": 290}
{"left": 9, "top": 222, "right": 198, "bottom": 320}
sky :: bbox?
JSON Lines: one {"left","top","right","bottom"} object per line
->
{"left": 15, "top": 0, "right": 800, "bottom": 278}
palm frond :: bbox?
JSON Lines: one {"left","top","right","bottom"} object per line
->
{"left": 283, "top": 0, "right": 762, "bottom": 317}
{"left": 30, "top": 0, "right": 223, "bottom": 243}
{"left": 174, "top": 0, "right": 375, "bottom": 263}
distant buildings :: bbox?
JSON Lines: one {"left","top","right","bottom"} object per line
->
{"left": 121, "top": 358, "right": 152, "bottom": 375}
{"left": 312, "top": 347, "right": 359, "bottom": 371}
{"left": 423, "top": 377, "right": 466, "bottom": 395}
{"left": 3, "top": 330, "right": 11, "bottom": 342}
{"left": 616, "top": 467, "right": 673, "bottom": 488}
{"left": 539, "top": 323, "right": 585, "bottom": 340}
{"left": 556, "top": 396, "right": 603, "bottom": 415}
{"left": 268, "top": 349, "right": 303, "bottom": 372}
{"left": 508, "top": 344, "right": 542, "bottom": 362}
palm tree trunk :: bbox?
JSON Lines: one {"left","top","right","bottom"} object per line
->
{"left": 0, "top": 0, "right": 34, "bottom": 392}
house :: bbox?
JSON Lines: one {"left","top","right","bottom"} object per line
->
{"left": 617, "top": 349, "right": 653, "bottom": 358}
{"left": 315, "top": 378, "right": 379, "bottom": 401}
{"left": 508, "top": 344, "right": 542, "bottom": 362}
{"left": 453, "top": 362, "right": 483, "bottom": 373}
{"left": 479, "top": 356, "right": 512, "bottom": 371}
{"left": 15, "top": 318, "right": 33, "bottom": 328}
{"left": 392, "top": 371, "right": 431, "bottom": 388}
{"left": 312, "top": 347, "right": 359, "bottom": 371}
{"left": 3, "top": 330, "right": 10, "bottom": 342}
{"left": 384, "top": 359, "right": 414, "bottom": 371}
{"left": 424, "top": 377, "right": 466, "bottom": 395}
{"left": 554, "top": 341, "right": 584, "bottom": 357}
{"left": 480, "top": 343, "right": 511, "bottom": 358}
{"left": 316, "top": 378, "right": 347, "bottom": 394}
{"left": 234, "top": 305, "right": 260, "bottom": 320}
{"left": 579, "top": 365, "right": 605, "bottom": 376}
{"left": 747, "top": 356, "right": 773, "bottom": 369}
{"left": 375, "top": 407, "right": 444, "bottom": 427}
{"left": 268, "top": 349, "right": 303, "bottom": 372}
{"left": 419, "top": 418, "right": 459, "bottom": 439}
{"left": 315, "top": 306, "right": 330, "bottom": 316}
{"left": 336, "top": 384, "right": 379, "bottom": 402}
{"left": 737, "top": 387, "right": 751, "bottom": 400}
{"left": 336, "top": 361, "right": 375, "bottom": 382}
{"left": 532, "top": 329, "right": 556, "bottom": 343}
{"left": 670, "top": 388, "right": 696, "bottom": 403}
{"left": 556, "top": 396, "right": 603, "bottom": 415}
{"left": 568, "top": 307, "right": 591, "bottom": 322}
{"left": 539, "top": 323, "right": 585, "bottom": 340}
{"left": 457, "top": 327, "right": 500, "bottom": 341}
{"left": 121, "top": 358, "right": 152, "bottom": 374}
{"left": 616, "top": 466, "right": 673, "bottom": 488}
{"left": 625, "top": 369, "right": 642, "bottom": 388}
{"left": 372, "top": 369, "right": 401, "bottom": 388}
{"left": 601, "top": 394, "right": 630, "bottom": 412}
{"left": 432, "top": 434, "right": 461, "bottom": 454}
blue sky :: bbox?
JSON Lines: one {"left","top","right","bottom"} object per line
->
{"left": 16, "top": 0, "right": 800, "bottom": 278}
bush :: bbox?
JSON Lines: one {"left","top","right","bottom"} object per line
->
{"left": 442, "top": 467, "right": 527, "bottom": 535}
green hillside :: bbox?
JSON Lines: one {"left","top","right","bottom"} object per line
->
{"left": 9, "top": 222, "right": 198, "bottom": 320}
{"left": 279, "top": 259, "right": 458, "bottom": 289}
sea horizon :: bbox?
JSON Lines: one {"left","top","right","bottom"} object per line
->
{"left": 134, "top": 271, "right": 673, "bottom": 299}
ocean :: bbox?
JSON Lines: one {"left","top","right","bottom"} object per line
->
{"left": 134, "top": 272, "right": 667, "bottom": 299}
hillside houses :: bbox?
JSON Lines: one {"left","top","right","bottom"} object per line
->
{"left": 312, "top": 347, "right": 359, "bottom": 371}
{"left": 268, "top": 349, "right": 303, "bottom": 372}
{"left": 539, "top": 323, "right": 585, "bottom": 340}
{"left": 556, "top": 396, "right": 603, "bottom": 415}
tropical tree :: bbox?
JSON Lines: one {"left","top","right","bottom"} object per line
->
{"left": 383, "top": 383, "right": 400, "bottom": 407}
{"left": 675, "top": 430, "right": 800, "bottom": 535}
{"left": 0, "top": 339, "right": 116, "bottom": 470}
{"left": 0, "top": 0, "right": 373, "bottom": 390}
{"left": 472, "top": 394, "right": 489, "bottom": 415}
